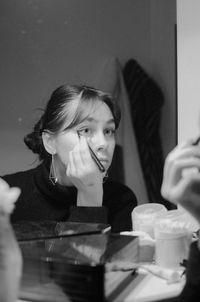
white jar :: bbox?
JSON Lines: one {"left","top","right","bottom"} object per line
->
{"left": 132, "top": 203, "right": 167, "bottom": 238}
{"left": 154, "top": 210, "right": 192, "bottom": 269}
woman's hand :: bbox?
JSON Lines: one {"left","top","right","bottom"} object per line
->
{"left": 0, "top": 177, "right": 21, "bottom": 214}
{"left": 66, "top": 136, "right": 104, "bottom": 206}
{"left": 161, "top": 140, "right": 200, "bottom": 222}
{"left": 0, "top": 178, "right": 22, "bottom": 302}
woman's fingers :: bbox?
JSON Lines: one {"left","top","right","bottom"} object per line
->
{"left": 0, "top": 177, "right": 10, "bottom": 190}
{"left": 7, "top": 187, "right": 21, "bottom": 203}
{"left": 0, "top": 178, "right": 21, "bottom": 214}
{"left": 163, "top": 141, "right": 200, "bottom": 185}
{"left": 170, "top": 174, "right": 200, "bottom": 219}
{"left": 66, "top": 135, "right": 103, "bottom": 188}
{"left": 71, "top": 136, "right": 97, "bottom": 173}
{"left": 67, "top": 149, "right": 76, "bottom": 177}
{"left": 161, "top": 140, "right": 200, "bottom": 209}
{"left": 67, "top": 139, "right": 91, "bottom": 178}
{"left": 79, "top": 136, "right": 93, "bottom": 165}
{"left": 0, "top": 178, "right": 21, "bottom": 202}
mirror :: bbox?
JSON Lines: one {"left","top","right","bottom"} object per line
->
{"left": 0, "top": 0, "right": 177, "bottom": 208}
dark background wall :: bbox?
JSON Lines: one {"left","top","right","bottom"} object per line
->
{"left": 0, "top": 0, "right": 176, "bottom": 179}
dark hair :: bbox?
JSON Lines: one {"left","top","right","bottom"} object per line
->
{"left": 24, "top": 84, "right": 121, "bottom": 161}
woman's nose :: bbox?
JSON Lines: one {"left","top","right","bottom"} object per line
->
{"left": 90, "top": 132, "right": 108, "bottom": 151}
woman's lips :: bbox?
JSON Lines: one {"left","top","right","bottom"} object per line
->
{"left": 99, "top": 159, "right": 109, "bottom": 166}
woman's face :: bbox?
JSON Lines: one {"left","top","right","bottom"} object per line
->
{"left": 52, "top": 101, "right": 116, "bottom": 179}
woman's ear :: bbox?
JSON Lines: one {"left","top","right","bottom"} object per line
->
{"left": 42, "top": 131, "right": 56, "bottom": 155}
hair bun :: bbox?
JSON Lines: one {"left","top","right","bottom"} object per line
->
{"left": 24, "top": 117, "right": 47, "bottom": 160}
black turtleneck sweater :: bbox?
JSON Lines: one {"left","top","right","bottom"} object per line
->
{"left": 2, "top": 161, "right": 137, "bottom": 232}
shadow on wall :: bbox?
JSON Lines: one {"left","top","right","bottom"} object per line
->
{"left": 0, "top": 129, "right": 38, "bottom": 175}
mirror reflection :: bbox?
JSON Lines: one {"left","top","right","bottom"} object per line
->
{"left": 0, "top": 0, "right": 177, "bottom": 223}
{"left": 0, "top": 2, "right": 178, "bottom": 302}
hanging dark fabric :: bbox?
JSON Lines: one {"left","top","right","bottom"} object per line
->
{"left": 123, "top": 59, "right": 174, "bottom": 210}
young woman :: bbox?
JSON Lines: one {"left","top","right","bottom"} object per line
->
{"left": 2, "top": 84, "right": 137, "bottom": 232}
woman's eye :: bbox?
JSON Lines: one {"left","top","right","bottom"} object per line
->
{"left": 105, "top": 128, "right": 115, "bottom": 136}
{"left": 78, "top": 128, "right": 91, "bottom": 137}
